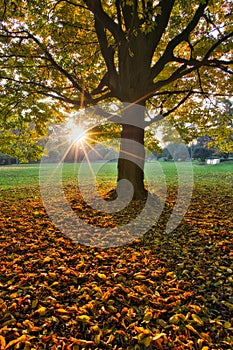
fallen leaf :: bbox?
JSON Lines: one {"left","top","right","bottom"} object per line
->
{"left": 5, "top": 335, "right": 28, "bottom": 349}
{"left": 0, "top": 335, "right": 6, "bottom": 350}
{"left": 70, "top": 337, "right": 94, "bottom": 346}
{"left": 76, "top": 315, "right": 91, "bottom": 322}
{"left": 192, "top": 313, "right": 204, "bottom": 326}
{"left": 35, "top": 306, "right": 47, "bottom": 316}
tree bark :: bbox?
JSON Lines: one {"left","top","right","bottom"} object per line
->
{"left": 116, "top": 104, "right": 147, "bottom": 200}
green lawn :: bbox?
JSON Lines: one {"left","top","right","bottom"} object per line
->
{"left": 0, "top": 161, "right": 232, "bottom": 190}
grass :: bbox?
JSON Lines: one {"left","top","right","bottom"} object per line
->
{"left": 0, "top": 160, "right": 232, "bottom": 190}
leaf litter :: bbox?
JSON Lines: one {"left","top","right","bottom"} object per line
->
{"left": 0, "top": 183, "right": 232, "bottom": 349}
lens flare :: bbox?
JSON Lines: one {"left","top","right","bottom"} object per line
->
{"left": 67, "top": 123, "right": 86, "bottom": 144}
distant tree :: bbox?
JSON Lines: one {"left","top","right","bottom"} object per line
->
{"left": 0, "top": 152, "right": 18, "bottom": 165}
{"left": 192, "top": 146, "right": 213, "bottom": 161}
{"left": 163, "top": 143, "right": 190, "bottom": 161}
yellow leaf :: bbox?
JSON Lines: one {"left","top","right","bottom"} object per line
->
{"left": 94, "top": 333, "right": 101, "bottom": 345}
{"left": 102, "top": 291, "right": 111, "bottom": 301}
{"left": 10, "top": 293, "right": 18, "bottom": 299}
{"left": 186, "top": 324, "right": 199, "bottom": 335}
{"left": 153, "top": 333, "right": 166, "bottom": 341}
{"left": 51, "top": 281, "right": 59, "bottom": 286}
{"left": 31, "top": 299, "right": 39, "bottom": 309}
{"left": 223, "top": 321, "right": 231, "bottom": 329}
{"left": 222, "top": 301, "right": 233, "bottom": 310}
{"left": 97, "top": 273, "right": 107, "bottom": 279}
{"left": 95, "top": 254, "right": 105, "bottom": 260}
{"left": 43, "top": 256, "right": 52, "bottom": 262}
{"left": 36, "top": 306, "right": 47, "bottom": 316}
{"left": 107, "top": 305, "right": 117, "bottom": 313}
{"left": 0, "top": 335, "right": 6, "bottom": 350}
{"left": 192, "top": 314, "right": 204, "bottom": 326}
{"left": 91, "top": 325, "right": 100, "bottom": 332}
{"left": 143, "top": 311, "right": 153, "bottom": 323}
{"left": 134, "top": 274, "right": 146, "bottom": 280}
{"left": 140, "top": 335, "right": 153, "bottom": 347}
{"left": 48, "top": 272, "right": 57, "bottom": 278}
{"left": 23, "top": 319, "right": 33, "bottom": 327}
{"left": 76, "top": 315, "right": 91, "bottom": 322}
{"left": 56, "top": 308, "right": 69, "bottom": 314}
{"left": 169, "top": 315, "right": 180, "bottom": 324}
{"left": 70, "top": 338, "right": 94, "bottom": 346}
{"left": 189, "top": 304, "right": 202, "bottom": 313}
{"left": 134, "top": 326, "right": 151, "bottom": 335}
{"left": 5, "top": 335, "right": 28, "bottom": 349}
{"left": 106, "top": 334, "right": 115, "bottom": 344}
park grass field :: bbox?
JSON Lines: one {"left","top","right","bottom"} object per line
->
{"left": 0, "top": 161, "right": 233, "bottom": 349}
{"left": 0, "top": 160, "right": 232, "bottom": 189}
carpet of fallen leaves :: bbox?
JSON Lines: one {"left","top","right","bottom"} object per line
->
{"left": 0, "top": 184, "right": 233, "bottom": 350}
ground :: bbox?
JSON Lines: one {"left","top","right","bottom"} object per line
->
{"left": 0, "top": 162, "right": 232, "bottom": 349}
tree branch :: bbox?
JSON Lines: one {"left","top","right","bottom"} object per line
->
{"left": 0, "top": 75, "right": 81, "bottom": 106}
{"left": 93, "top": 18, "right": 118, "bottom": 94}
{"left": 203, "top": 31, "right": 233, "bottom": 60}
{"left": 0, "top": 29, "right": 92, "bottom": 101}
{"left": 196, "top": 68, "right": 205, "bottom": 94}
{"left": 83, "top": 0, "right": 125, "bottom": 42}
{"left": 53, "top": 0, "right": 89, "bottom": 11}
{"left": 152, "top": 90, "right": 233, "bottom": 98}
{"left": 25, "top": 32, "right": 92, "bottom": 102}
{"left": 151, "top": 0, "right": 208, "bottom": 79}
{"left": 120, "top": 0, "right": 139, "bottom": 32}
{"left": 116, "top": 0, "right": 122, "bottom": 29}
{"left": 206, "top": 62, "right": 233, "bottom": 75}
{"left": 144, "top": 91, "right": 193, "bottom": 126}
{"left": 147, "top": 0, "right": 175, "bottom": 54}
{"left": 163, "top": 91, "right": 192, "bottom": 118}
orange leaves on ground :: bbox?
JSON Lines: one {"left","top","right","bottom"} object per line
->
{"left": 0, "top": 185, "right": 232, "bottom": 348}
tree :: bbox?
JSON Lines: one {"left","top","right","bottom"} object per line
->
{"left": 206, "top": 98, "right": 233, "bottom": 153}
{"left": 192, "top": 146, "right": 213, "bottom": 161}
{"left": 0, "top": 0, "right": 232, "bottom": 199}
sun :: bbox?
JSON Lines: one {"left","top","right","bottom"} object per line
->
{"left": 66, "top": 119, "right": 86, "bottom": 144}
{"left": 68, "top": 125, "right": 86, "bottom": 144}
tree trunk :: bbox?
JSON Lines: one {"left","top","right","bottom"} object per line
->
{"left": 116, "top": 104, "right": 147, "bottom": 200}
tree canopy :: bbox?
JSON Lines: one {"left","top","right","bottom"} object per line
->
{"left": 0, "top": 0, "right": 233, "bottom": 160}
